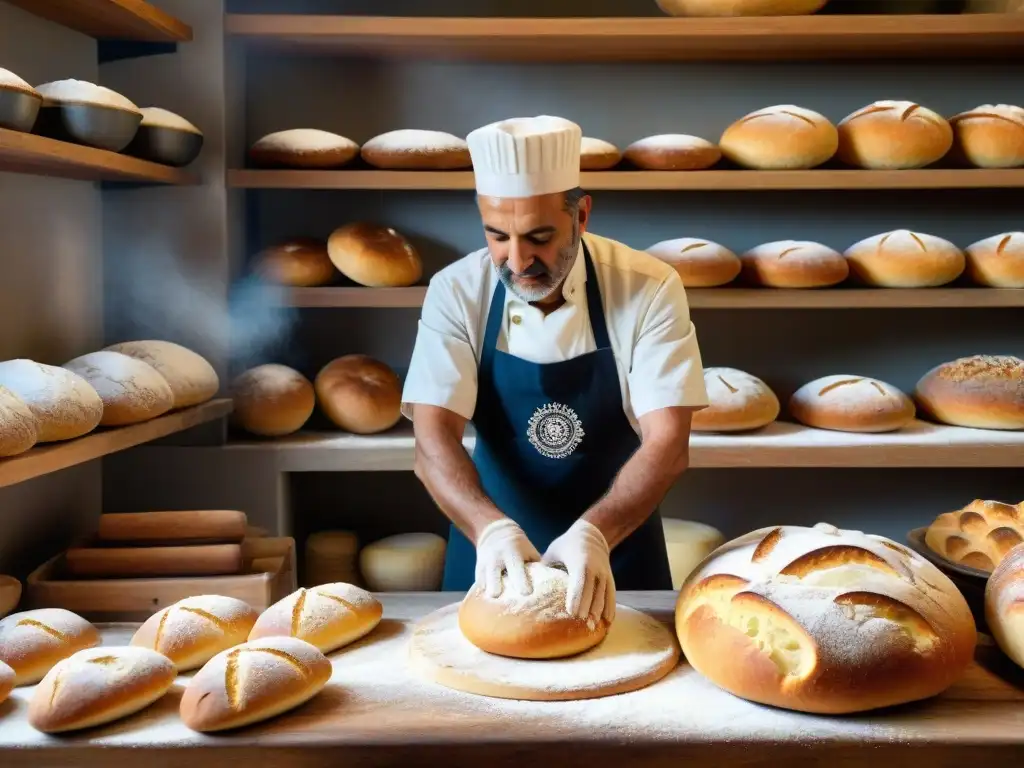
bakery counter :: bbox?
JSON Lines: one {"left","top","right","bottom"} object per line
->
{"left": 2, "top": 592, "right": 1024, "bottom": 768}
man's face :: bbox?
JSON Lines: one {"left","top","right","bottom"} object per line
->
{"left": 477, "top": 192, "right": 591, "bottom": 304}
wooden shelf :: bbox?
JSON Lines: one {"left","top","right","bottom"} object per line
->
{"left": 224, "top": 14, "right": 1024, "bottom": 62}
{"left": 0, "top": 399, "right": 232, "bottom": 489}
{"left": 0, "top": 128, "right": 198, "bottom": 184}
{"left": 5, "top": 0, "right": 192, "bottom": 42}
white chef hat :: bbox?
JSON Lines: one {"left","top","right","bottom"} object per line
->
{"left": 467, "top": 115, "right": 582, "bottom": 198}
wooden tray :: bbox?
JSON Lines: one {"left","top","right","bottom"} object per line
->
{"left": 23, "top": 536, "right": 296, "bottom": 622}
{"left": 906, "top": 527, "right": 990, "bottom": 634}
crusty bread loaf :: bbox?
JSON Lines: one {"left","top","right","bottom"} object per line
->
{"left": 28, "top": 646, "right": 176, "bottom": 733}
{"left": 843, "top": 229, "right": 964, "bottom": 288}
{"left": 837, "top": 101, "right": 953, "bottom": 170}
{"left": 739, "top": 240, "right": 849, "bottom": 288}
{"left": 315, "top": 355, "right": 402, "bottom": 434}
{"left": 719, "top": 105, "right": 838, "bottom": 170}
{"left": 655, "top": 0, "right": 829, "bottom": 15}
{"left": 789, "top": 374, "right": 916, "bottom": 433}
{"left": 646, "top": 238, "right": 741, "bottom": 287}
{"left": 180, "top": 635, "right": 332, "bottom": 732}
{"left": 914, "top": 355, "right": 1024, "bottom": 430}
{"left": 248, "top": 582, "right": 383, "bottom": 654}
{"left": 104, "top": 340, "right": 219, "bottom": 409}
{"left": 249, "top": 129, "right": 359, "bottom": 168}
{"left": 327, "top": 222, "right": 422, "bottom": 288}
{"left": 0, "top": 608, "right": 100, "bottom": 685}
{"left": 0, "top": 384, "right": 37, "bottom": 457}
{"left": 253, "top": 238, "right": 336, "bottom": 287}
{"left": 62, "top": 350, "right": 174, "bottom": 426}
{"left": 691, "top": 367, "right": 780, "bottom": 432}
{"left": 925, "top": 499, "right": 1024, "bottom": 573}
{"left": 580, "top": 137, "right": 622, "bottom": 170}
{"left": 949, "top": 104, "right": 1024, "bottom": 169}
{"left": 964, "top": 232, "right": 1024, "bottom": 288}
{"left": 0, "top": 660, "right": 13, "bottom": 705}
{"left": 0, "top": 360, "right": 102, "bottom": 442}
{"left": 624, "top": 134, "right": 721, "bottom": 170}
{"left": 360, "top": 129, "right": 471, "bottom": 170}
{"left": 675, "top": 522, "right": 977, "bottom": 714}
{"left": 230, "top": 364, "right": 315, "bottom": 437}
{"left": 359, "top": 532, "right": 447, "bottom": 592}
{"left": 131, "top": 594, "right": 260, "bottom": 671}
{"left": 985, "top": 541, "right": 1024, "bottom": 669}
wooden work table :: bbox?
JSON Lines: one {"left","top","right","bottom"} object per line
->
{"left": 1, "top": 591, "right": 1023, "bottom": 767}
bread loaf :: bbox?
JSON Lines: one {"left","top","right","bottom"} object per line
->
{"left": 327, "top": 222, "right": 422, "bottom": 288}
{"left": 359, "top": 532, "right": 447, "bottom": 591}
{"left": 675, "top": 522, "right": 977, "bottom": 714}
{"left": 36, "top": 79, "right": 138, "bottom": 113}
{"left": 62, "top": 350, "right": 174, "bottom": 426}
{"left": 360, "top": 129, "right": 471, "bottom": 170}
{"left": 843, "top": 230, "right": 964, "bottom": 288}
{"left": 964, "top": 232, "right": 1024, "bottom": 288}
{"left": 624, "top": 134, "right": 721, "bottom": 170}
{"left": 0, "top": 608, "right": 100, "bottom": 685}
{"left": 28, "top": 646, "right": 176, "bottom": 733}
{"left": 580, "top": 137, "right": 622, "bottom": 170}
{"left": 646, "top": 238, "right": 741, "bottom": 287}
{"left": 249, "top": 129, "right": 359, "bottom": 168}
{"left": 104, "top": 340, "right": 218, "bottom": 409}
{"left": 231, "top": 364, "right": 315, "bottom": 437}
{"left": 914, "top": 355, "right": 1024, "bottom": 430}
{"left": 739, "top": 240, "right": 849, "bottom": 288}
{"left": 789, "top": 375, "right": 915, "bottom": 433}
{"left": 0, "top": 384, "right": 37, "bottom": 457}
{"left": 719, "top": 105, "right": 838, "bottom": 170}
{"left": 691, "top": 367, "right": 780, "bottom": 432}
{"left": 985, "top": 542, "right": 1024, "bottom": 669}
{"left": 837, "top": 101, "right": 953, "bottom": 170}
{"left": 663, "top": 519, "right": 726, "bottom": 590}
{"left": 253, "top": 238, "right": 336, "bottom": 287}
{"left": 0, "top": 574, "right": 21, "bottom": 618}
{"left": 950, "top": 104, "right": 1024, "bottom": 169}
{"left": 0, "top": 360, "right": 102, "bottom": 442}
{"left": 925, "top": 499, "right": 1024, "bottom": 573}
{"left": 0, "top": 660, "right": 13, "bottom": 705}
{"left": 180, "top": 636, "right": 332, "bottom": 732}
{"left": 315, "top": 355, "right": 402, "bottom": 434}
{"left": 655, "top": 0, "right": 829, "bottom": 15}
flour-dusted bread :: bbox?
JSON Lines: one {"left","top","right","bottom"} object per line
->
{"left": 104, "top": 340, "right": 219, "bottom": 409}
{"left": 843, "top": 229, "right": 965, "bottom": 288}
{"left": 739, "top": 240, "right": 849, "bottom": 288}
{"left": 986, "top": 542, "right": 1024, "bottom": 669}
{"left": 249, "top": 128, "right": 359, "bottom": 168}
{"left": 692, "top": 367, "right": 780, "bottom": 432}
{"left": 35, "top": 79, "right": 138, "bottom": 112}
{"left": 789, "top": 375, "right": 916, "bottom": 433}
{"left": 624, "top": 134, "right": 721, "bottom": 170}
{"left": 837, "top": 100, "right": 953, "bottom": 170}
{"left": 0, "top": 360, "right": 102, "bottom": 442}
{"left": 675, "top": 522, "right": 977, "bottom": 714}
{"left": 655, "top": 0, "right": 829, "bottom": 15}
{"left": 231, "top": 364, "right": 315, "bottom": 437}
{"left": 0, "top": 608, "right": 100, "bottom": 685}
{"left": 580, "top": 137, "right": 622, "bottom": 170}
{"left": 360, "top": 129, "right": 471, "bottom": 170}
{"left": 964, "top": 232, "right": 1024, "bottom": 288}
{"left": 646, "top": 237, "right": 741, "bottom": 287}
{"left": 327, "top": 222, "right": 422, "bottom": 288}
{"left": 914, "top": 355, "right": 1024, "bottom": 430}
{"left": 719, "top": 105, "right": 838, "bottom": 170}
{"left": 62, "top": 350, "right": 174, "bottom": 426}
{"left": 0, "top": 384, "right": 37, "bottom": 457}
{"left": 315, "top": 355, "right": 402, "bottom": 434}
{"left": 950, "top": 104, "right": 1024, "bottom": 169}
{"left": 253, "top": 238, "right": 336, "bottom": 287}
{"left": 925, "top": 499, "right": 1024, "bottom": 573}
{"left": 0, "top": 660, "right": 13, "bottom": 704}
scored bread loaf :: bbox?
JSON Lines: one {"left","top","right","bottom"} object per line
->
{"left": 315, "top": 355, "right": 402, "bottom": 434}
{"left": 249, "top": 129, "right": 359, "bottom": 168}
{"left": 62, "top": 350, "right": 174, "bottom": 426}
{"left": 104, "top": 339, "right": 219, "bottom": 409}
{"left": 0, "top": 660, "right": 13, "bottom": 705}
{"left": 719, "top": 105, "right": 838, "bottom": 170}
{"left": 360, "top": 129, "right": 470, "bottom": 170}
{"left": 0, "top": 608, "right": 100, "bottom": 685}
{"left": 655, "top": 0, "right": 829, "bottom": 15}
{"left": 843, "top": 230, "right": 965, "bottom": 288}
{"left": 253, "top": 238, "right": 336, "bottom": 287}
{"left": 580, "top": 137, "right": 622, "bottom": 170}
{"left": 739, "top": 240, "right": 849, "bottom": 288}
{"left": 624, "top": 134, "right": 721, "bottom": 170}
{"left": 327, "top": 222, "right": 422, "bottom": 288}
{"left": 964, "top": 232, "right": 1024, "bottom": 288}
{"left": 949, "top": 104, "right": 1024, "bottom": 169}
{"left": 0, "top": 360, "right": 103, "bottom": 442}
{"left": 789, "top": 374, "right": 916, "bottom": 433}
{"left": 985, "top": 542, "right": 1024, "bottom": 669}
{"left": 230, "top": 364, "right": 315, "bottom": 437}
{"left": 914, "top": 354, "right": 1024, "bottom": 430}
{"left": 837, "top": 101, "right": 953, "bottom": 170}
{"left": 691, "top": 367, "right": 780, "bottom": 432}
{"left": 358, "top": 532, "right": 447, "bottom": 592}
{"left": 0, "top": 384, "right": 37, "bottom": 457}
{"left": 925, "top": 499, "right": 1024, "bottom": 573}
{"left": 646, "top": 238, "right": 741, "bottom": 287}
{"left": 675, "top": 522, "right": 977, "bottom": 714}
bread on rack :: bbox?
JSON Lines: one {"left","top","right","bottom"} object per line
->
{"left": 655, "top": 0, "right": 829, "bottom": 15}
{"left": 623, "top": 134, "right": 721, "bottom": 170}
{"left": 0, "top": 360, "right": 103, "bottom": 442}
{"left": 837, "top": 100, "right": 953, "bottom": 169}
{"left": 359, "top": 532, "right": 447, "bottom": 591}
{"left": 964, "top": 232, "right": 1024, "bottom": 288}
{"left": 843, "top": 230, "right": 965, "bottom": 288}
{"left": 949, "top": 104, "right": 1024, "bottom": 169}
{"left": 580, "top": 137, "right": 622, "bottom": 170}
{"left": 62, "top": 350, "right": 175, "bottom": 426}
{"left": 231, "top": 364, "right": 315, "bottom": 437}
{"left": 645, "top": 238, "right": 741, "bottom": 287}
{"left": 691, "top": 367, "right": 780, "bottom": 432}
{"left": 789, "top": 374, "right": 916, "bottom": 433}
{"left": 360, "top": 129, "right": 471, "bottom": 170}
{"left": 327, "top": 222, "right": 422, "bottom": 288}
{"left": 675, "top": 522, "right": 977, "bottom": 714}
{"left": 104, "top": 339, "right": 219, "bottom": 409}
{"left": 925, "top": 499, "right": 1024, "bottom": 573}
{"left": 315, "top": 354, "right": 402, "bottom": 434}
{"left": 0, "top": 608, "right": 100, "bottom": 685}
{"left": 249, "top": 129, "right": 359, "bottom": 168}
{"left": 739, "top": 240, "right": 849, "bottom": 288}
{"left": 253, "top": 238, "right": 337, "bottom": 287}
{"left": 985, "top": 541, "right": 1024, "bottom": 669}
{"left": 914, "top": 355, "right": 1024, "bottom": 430}
{"left": 0, "top": 384, "right": 37, "bottom": 457}
{"left": 0, "top": 660, "right": 13, "bottom": 705}
{"left": 719, "top": 105, "right": 838, "bottom": 169}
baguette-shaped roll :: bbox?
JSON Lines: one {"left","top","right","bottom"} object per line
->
{"left": 964, "top": 232, "right": 1024, "bottom": 288}
{"left": 925, "top": 499, "right": 1024, "bottom": 573}
{"left": 0, "top": 608, "right": 100, "bottom": 685}
{"left": 0, "top": 660, "right": 13, "bottom": 705}
{"left": 843, "top": 230, "right": 964, "bottom": 288}
{"left": 646, "top": 238, "right": 741, "bottom": 287}
{"left": 740, "top": 240, "right": 848, "bottom": 288}
{"left": 28, "top": 646, "right": 176, "bottom": 733}
{"left": 248, "top": 583, "right": 383, "bottom": 654}
{"left": 691, "top": 367, "right": 780, "bottom": 432}
{"left": 837, "top": 101, "right": 953, "bottom": 170}
{"left": 914, "top": 355, "right": 1024, "bottom": 430}
{"left": 719, "top": 105, "right": 838, "bottom": 170}
{"left": 580, "top": 137, "right": 622, "bottom": 170}
{"left": 180, "top": 636, "right": 332, "bottom": 732}
{"left": 950, "top": 104, "right": 1024, "bottom": 169}
{"left": 985, "top": 542, "right": 1024, "bottom": 669}
{"left": 789, "top": 375, "right": 915, "bottom": 433}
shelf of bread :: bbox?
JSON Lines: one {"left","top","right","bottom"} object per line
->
{"left": 5, "top": 0, "right": 192, "bottom": 42}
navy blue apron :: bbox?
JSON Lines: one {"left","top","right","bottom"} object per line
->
{"left": 441, "top": 240, "right": 673, "bottom": 591}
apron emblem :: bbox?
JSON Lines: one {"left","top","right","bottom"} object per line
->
{"left": 526, "top": 403, "right": 584, "bottom": 459}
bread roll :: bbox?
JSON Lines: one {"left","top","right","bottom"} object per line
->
{"left": 789, "top": 374, "right": 915, "bottom": 433}
{"left": 926, "top": 499, "right": 1024, "bottom": 573}
{"left": 360, "top": 129, "right": 470, "bottom": 170}
{"left": 0, "top": 360, "right": 102, "bottom": 442}
{"left": 249, "top": 129, "right": 359, "bottom": 168}
{"left": 691, "top": 367, "right": 780, "bottom": 432}
{"left": 0, "top": 660, "right": 13, "bottom": 705}
{"left": 180, "top": 636, "right": 331, "bottom": 732}
{"left": 837, "top": 101, "right": 953, "bottom": 170}
{"left": 253, "top": 238, "right": 336, "bottom": 287}
{"left": 62, "top": 350, "right": 174, "bottom": 426}
{"left": 248, "top": 583, "right": 383, "bottom": 654}
{"left": 28, "top": 646, "right": 176, "bottom": 733}
{"left": 0, "top": 574, "right": 21, "bottom": 618}
{"left": 315, "top": 355, "right": 402, "bottom": 434}
{"left": 230, "top": 364, "right": 314, "bottom": 437}
{"left": 950, "top": 104, "right": 1024, "bottom": 169}
{"left": 675, "top": 522, "right": 977, "bottom": 714}
{"left": 914, "top": 355, "right": 1024, "bottom": 430}
{"left": 359, "top": 532, "right": 447, "bottom": 591}
{"left": 985, "top": 541, "right": 1024, "bottom": 669}
{"left": 104, "top": 340, "right": 219, "bottom": 409}
{"left": 458, "top": 562, "right": 609, "bottom": 660}
{"left": 662, "top": 519, "right": 726, "bottom": 590}
{"left": 645, "top": 237, "right": 741, "bottom": 287}
{"left": 624, "top": 134, "right": 721, "bottom": 170}
{"left": 131, "top": 595, "right": 260, "bottom": 671}
{"left": 0, "top": 608, "right": 100, "bottom": 685}
{"left": 965, "top": 232, "right": 1024, "bottom": 288}
{"left": 327, "top": 222, "right": 422, "bottom": 288}
{"left": 655, "top": 0, "right": 829, "bottom": 15}
{"left": 0, "top": 384, "right": 37, "bottom": 457}
{"left": 739, "top": 240, "right": 849, "bottom": 288}
{"left": 719, "top": 105, "right": 838, "bottom": 170}
{"left": 580, "top": 137, "right": 622, "bottom": 170}
{"left": 843, "top": 229, "right": 964, "bottom": 288}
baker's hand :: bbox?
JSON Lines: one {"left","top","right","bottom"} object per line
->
{"left": 542, "top": 519, "right": 616, "bottom": 624}
{"left": 474, "top": 518, "right": 541, "bottom": 598}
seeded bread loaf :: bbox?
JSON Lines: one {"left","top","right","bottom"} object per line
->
{"left": 925, "top": 499, "right": 1024, "bottom": 573}
{"left": 914, "top": 355, "right": 1024, "bottom": 430}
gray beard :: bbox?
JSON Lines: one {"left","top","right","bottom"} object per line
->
{"left": 497, "top": 216, "right": 581, "bottom": 303}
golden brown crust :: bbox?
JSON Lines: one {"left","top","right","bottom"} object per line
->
{"left": 913, "top": 355, "right": 1024, "bottom": 430}
{"left": 985, "top": 542, "right": 1024, "bottom": 669}
{"left": 788, "top": 375, "right": 916, "bottom": 433}
{"left": 692, "top": 367, "right": 780, "bottom": 432}
{"left": 624, "top": 135, "right": 721, "bottom": 170}
{"left": 104, "top": 340, "right": 219, "bottom": 410}
{"left": 249, "top": 129, "right": 359, "bottom": 169}
{"left": 925, "top": 499, "right": 1024, "bottom": 573}
{"left": 0, "top": 608, "right": 100, "bottom": 686}
{"left": 253, "top": 238, "right": 336, "bottom": 287}
{"left": 0, "top": 660, "right": 13, "bottom": 704}
{"left": 843, "top": 230, "right": 965, "bottom": 288}
{"left": 964, "top": 232, "right": 1024, "bottom": 288}
{"left": 740, "top": 240, "right": 849, "bottom": 288}
{"left": 62, "top": 351, "right": 175, "bottom": 427}
{"left": 230, "top": 364, "right": 315, "bottom": 437}
{"left": 0, "top": 385, "right": 37, "bottom": 458}
{"left": 837, "top": 101, "right": 953, "bottom": 170}
{"left": 314, "top": 355, "right": 402, "bottom": 434}
{"left": 327, "top": 222, "right": 422, "bottom": 288}
{"left": 580, "top": 138, "right": 622, "bottom": 170}
{"left": 719, "top": 105, "right": 838, "bottom": 170}
{"left": 360, "top": 130, "right": 471, "bottom": 170}
{"left": 248, "top": 583, "right": 383, "bottom": 654}
{"left": 950, "top": 104, "right": 1024, "bottom": 169}
{"left": 646, "top": 238, "right": 741, "bottom": 287}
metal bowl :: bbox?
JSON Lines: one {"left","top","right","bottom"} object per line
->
{"left": 123, "top": 123, "right": 203, "bottom": 167}
{"left": 33, "top": 103, "right": 141, "bottom": 152}
{"left": 906, "top": 526, "right": 990, "bottom": 633}
{"left": 0, "top": 88, "right": 41, "bottom": 132}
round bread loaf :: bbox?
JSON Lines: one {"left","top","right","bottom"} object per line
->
{"left": 837, "top": 101, "right": 953, "bottom": 170}
{"left": 0, "top": 67, "right": 38, "bottom": 97}
{"left": 0, "top": 608, "right": 100, "bottom": 685}
{"left": 28, "top": 646, "right": 176, "bottom": 734}
{"left": 985, "top": 541, "right": 1024, "bottom": 669}
{"left": 249, "top": 128, "right": 359, "bottom": 168}
{"left": 843, "top": 229, "right": 965, "bottom": 288}
{"left": 675, "top": 522, "right": 977, "bottom": 714}
{"left": 458, "top": 562, "right": 609, "bottom": 660}
{"left": 0, "top": 660, "right": 13, "bottom": 705}
{"left": 230, "top": 364, "right": 315, "bottom": 437}
{"left": 646, "top": 237, "right": 741, "bottom": 287}
{"left": 663, "top": 519, "right": 726, "bottom": 590}
{"left": 62, "top": 350, "right": 174, "bottom": 426}
{"left": 253, "top": 238, "right": 336, "bottom": 287}
{"left": 0, "top": 384, "right": 37, "bottom": 457}
{"left": 180, "top": 636, "right": 332, "bottom": 732}
{"left": 35, "top": 78, "right": 138, "bottom": 113}
{"left": 789, "top": 374, "right": 916, "bottom": 433}
{"left": 104, "top": 339, "right": 219, "bottom": 409}
{"left": 131, "top": 594, "right": 260, "bottom": 671}
{"left": 655, "top": 0, "right": 829, "bottom": 15}
{"left": 691, "top": 367, "right": 780, "bottom": 432}
{"left": 949, "top": 104, "right": 1024, "bottom": 169}
{"left": 624, "top": 134, "right": 721, "bottom": 170}
{"left": 327, "top": 222, "right": 422, "bottom": 288}
{"left": 359, "top": 532, "right": 447, "bottom": 591}
{"left": 739, "top": 240, "right": 849, "bottom": 288}
{"left": 0, "top": 360, "right": 103, "bottom": 442}
{"left": 315, "top": 355, "right": 402, "bottom": 434}
{"left": 580, "top": 137, "right": 622, "bottom": 170}
{"left": 925, "top": 499, "right": 1024, "bottom": 573}
{"left": 248, "top": 582, "right": 383, "bottom": 654}
{"left": 965, "top": 232, "right": 1024, "bottom": 288}
{"left": 719, "top": 105, "right": 838, "bottom": 170}
{"left": 914, "top": 355, "right": 1024, "bottom": 430}
{"left": 138, "top": 106, "right": 201, "bottom": 135}
{"left": 360, "top": 129, "right": 470, "bottom": 170}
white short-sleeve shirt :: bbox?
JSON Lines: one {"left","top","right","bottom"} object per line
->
{"left": 401, "top": 231, "right": 709, "bottom": 434}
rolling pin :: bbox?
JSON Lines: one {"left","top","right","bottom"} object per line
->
{"left": 63, "top": 544, "right": 244, "bottom": 579}
{"left": 96, "top": 510, "right": 248, "bottom": 545}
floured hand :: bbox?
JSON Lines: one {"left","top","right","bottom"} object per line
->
{"left": 474, "top": 518, "right": 541, "bottom": 598}
{"left": 542, "top": 519, "right": 616, "bottom": 624}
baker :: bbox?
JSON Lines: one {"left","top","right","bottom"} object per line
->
{"left": 402, "top": 115, "right": 708, "bottom": 625}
